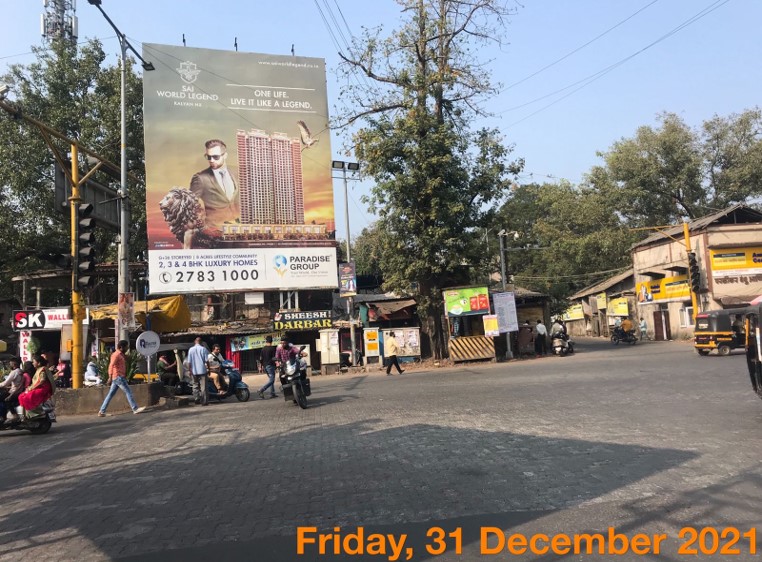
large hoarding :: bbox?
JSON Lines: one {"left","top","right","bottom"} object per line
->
{"left": 142, "top": 43, "right": 337, "bottom": 294}
{"left": 636, "top": 275, "right": 690, "bottom": 304}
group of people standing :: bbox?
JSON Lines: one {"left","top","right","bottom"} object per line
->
{"left": 517, "top": 319, "right": 566, "bottom": 358}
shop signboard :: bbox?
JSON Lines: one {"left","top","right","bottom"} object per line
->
{"left": 561, "top": 303, "right": 584, "bottom": 321}
{"left": 273, "top": 310, "right": 332, "bottom": 331}
{"left": 636, "top": 275, "right": 690, "bottom": 304}
{"left": 709, "top": 247, "right": 762, "bottom": 301}
{"left": 12, "top": 308, "right": 70, "bottom": 331}
{"left": 443, "top": 286, "right": 490, "bottom": 317}
{"left": 596, "top": 292, "right": 607, "bottom": 310}
{"left": 608, "top": 297, "right": 630, "bottom": 316}
{"left": 230, "top": 332, "right": 280, "bottom": 353}
{"left": 142, "top": 43, "right": 337, "bottom": 294}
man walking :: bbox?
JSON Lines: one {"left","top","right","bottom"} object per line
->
{"left": 384, "top": 331, "right": 404, "bottom": 375}
{"left": 534, "top": 320, "right": 548, "bottom": 357}
{"left": 257, "top": 336, "right": 277, "bottom": 399}
{"left": 98, "top": 340, "right": 145, "bottom": 416}
{"left": 188, "top": 337, "right": 209, "bottom": 406}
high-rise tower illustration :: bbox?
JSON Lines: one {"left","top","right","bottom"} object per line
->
{"left": 237, "top": 128, "right": 305, "bottom": 225}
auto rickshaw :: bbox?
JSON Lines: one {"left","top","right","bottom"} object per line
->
{"left": 694, "top": 307, "right": 749, "bottom": 356}
{"left": 744, "top": 306, "right": 762, "bottom": 401}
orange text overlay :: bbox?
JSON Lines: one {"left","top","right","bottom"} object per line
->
{"left": 296, "top": 526, "right": 756, "bottom": 560}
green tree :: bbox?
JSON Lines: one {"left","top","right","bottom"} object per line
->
{"left": 0, "top": 39, "right": 146, "bottom": 302}
{"left": 339, "top": 0, "right": 523, "bottom": 358}
{"left": 593, "top": 110, "right": 762, "bottom": 226}
{"left": 493, "top": 182, "right": 636, "bottom": 306}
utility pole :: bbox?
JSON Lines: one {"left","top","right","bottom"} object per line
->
{"left": 69, "top": 144, "right": 84, "bottom": 388}
{"left": 683, "top": 221, "right": 700, "bottom": 323}
{"left": 331, "top": 160, "right": 359, "bottom": 366}
{"left": 87, "top": 0, "right": 154, "bottom": 342}
{"left": 498, "top": 231, "right": 514, "bottom": 360}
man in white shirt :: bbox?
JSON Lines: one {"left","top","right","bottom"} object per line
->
{"left": 534, "top": 320, "right": 548, "bottom": 357}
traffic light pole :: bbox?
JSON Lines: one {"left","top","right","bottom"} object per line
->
{"left": 683, "top": 221, "right": 700, "bottom": 324}
{"left": 70, "top": 144, "right": 84, "bottom": 389}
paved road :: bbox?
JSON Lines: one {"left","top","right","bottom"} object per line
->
{"left": 1, "top": 338, "right": 760, "bottom": 561}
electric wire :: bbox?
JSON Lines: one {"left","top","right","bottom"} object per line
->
{"left": 505, "top": 0, "right": 660, "bottom": 91}
{"left": 501, "top": 0, "right": 731, "bottom": 126}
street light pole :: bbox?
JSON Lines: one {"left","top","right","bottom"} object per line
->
{"left": 332, "top": 160, "right": 359, "bottom": 366}
{"left": 498, "top": 230, "right": 515, "bottom": 360}
{"left": 87, "top": 0, "right": 153, "bottom": 342}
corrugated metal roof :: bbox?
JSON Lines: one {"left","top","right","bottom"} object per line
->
{"left": 630, "top": 204, "right": 762, "bottom": 250}
{"left": 570, "top": 269, "right": 634, "bottom": 300}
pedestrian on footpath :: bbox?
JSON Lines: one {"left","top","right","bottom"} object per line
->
{"left": 188, "top": 337, "right": 209, "bottom": 406}
{"left": 639, "top": 317, "right": 649, "bottom": 341}
{"left": 385, "top": 331, "right": 404, "bottom": 375}
{"left": 534, "top": 320, "right": 548, "bottom": 357}
{"left": 257, "top": 336, "right": 278, "bottom": 399}
{"left": 98, "top": 340, "right": 145, "bottom": 416}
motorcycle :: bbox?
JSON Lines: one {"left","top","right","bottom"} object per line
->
{"left": 279, "top": 351, "right": 311, "bottom": 409}
{"left": 611, "top": 327, "right": 638, "bottom": 345}
{"left": 551, "top": 331, "right": 575, "bottom": 356}
{"left": 207, "top": 360, "right": 250, "bottom": 402}
{"left": 0, "top": 401, "right": 56, "bottom": 435}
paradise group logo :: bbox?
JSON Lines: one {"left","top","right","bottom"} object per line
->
{"left": 274, "top": 255, "right": 289, "bottom": 277}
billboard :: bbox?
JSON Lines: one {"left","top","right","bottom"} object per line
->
{"left": 443, "top": 286, "right": 490, "bottom": 317}
{"left": 142, "top": 44, "right": 337, "bottom": 294}
{"left": 561, "top": 303, "right": 584, "bottom": 321}
{"left": 709, "top": 246, "right": 762, "bottom": 303}
{"left": 636, "top": 275, "right": 690, "bottom": 304}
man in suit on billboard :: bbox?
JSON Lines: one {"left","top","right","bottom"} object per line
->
{"left": 190, "top": 139, "right": 240, "bottom": 228}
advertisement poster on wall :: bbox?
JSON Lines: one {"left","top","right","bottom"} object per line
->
{"left": 562, "top": 303, "right": 584, "bottom": 321}
{"left": 443, "top": 286, "right": 490, "bottom": 317}
{"left": 709, "top": 247, "right": 762, "bottom": 301}
{"left": 608, "top": 297, "right": 630, "bottom": 316}
{"left": 142, "top": 44, "right": 338, "bottom": 294}
{"left": 636, "top": 275, "right": 690, "bottom": 304}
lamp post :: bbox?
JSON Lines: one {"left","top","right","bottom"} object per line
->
{"left": 332, "top": 160, "right": 360, "bottom": 366}
{"left": 87, "top": 0, "right": 154, "bottom": 342}
{"left": 498, "top": 229, "right": 520, "bottom": 360}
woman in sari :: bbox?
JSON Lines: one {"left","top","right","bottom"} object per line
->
{"left": 18, "top": 354, "right": 56, "bottom": 412}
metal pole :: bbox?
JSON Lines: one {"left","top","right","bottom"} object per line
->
{"left": 70, "top": 144, "right": 83, "bottom": 389}
{"left": 499, "top": 234, "right": 513, "bottom": 360}
{"left": 683, "top": 221, "right": 700, "bottom": 324}
{"left": 344, "top": 168, "right": 357, "bottom": 366}
{"left": 118, "top": 37, "right": 130, "bottom": 342}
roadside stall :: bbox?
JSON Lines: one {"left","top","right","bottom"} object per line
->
{"left": 443, "top": 285, "right": 495, "bottom": 363}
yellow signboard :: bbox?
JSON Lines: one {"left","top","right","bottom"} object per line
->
{"left": 608, "top": 297, "right": 629, "bottom": 316}
{"left": 596, "top": 292, "right": 607, "bottom": 310}
{"left": 562, "top": 303, "right": 584, "bottom": 321}
{"left": 636, "top": 274, "right": 690, "bottom": 304}
{"left": 710, "top": 247, "right": 762, "bottom": 277}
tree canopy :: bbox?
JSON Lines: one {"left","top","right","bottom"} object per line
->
{"left": 340, "top": 0, "right": 523, "bottom": 358}
{"left": 0, "top": 39, "right": 145, "bottom": 303}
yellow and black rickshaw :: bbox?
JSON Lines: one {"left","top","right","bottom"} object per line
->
{"left": 694, "top": 307, "right": 749, "bottom": 356}
{"left": 744, "top": 307, "right": 762, "bottom": 401}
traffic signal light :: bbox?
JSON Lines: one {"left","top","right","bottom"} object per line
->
{"left": 76, "top": 203, "right": 96, "bottom": 289}
{"left": 688, "top": 251, "right": 700, "bottom": 294}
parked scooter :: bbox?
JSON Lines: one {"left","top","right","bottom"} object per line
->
{"left": 0, "top": 401, "right": 56, "bottom": 435}
{"left": 279, "top": 348, "right": 311, "bottom": 409}
{"left": 207, "top": 360, "right": 250, "bottom": 402}
{"left": 551, "top": 331, "right": 575, "bottom": 356}
{"left": 611, "top": 327, "right": 638, "bottom": 345}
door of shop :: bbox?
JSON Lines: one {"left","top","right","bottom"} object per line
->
{"left": 652, "top": 310, "right": 671, "bottom": 341}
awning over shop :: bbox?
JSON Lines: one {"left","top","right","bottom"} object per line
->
{"left": 89, "top": 296, "right": 191, "bottom": 333}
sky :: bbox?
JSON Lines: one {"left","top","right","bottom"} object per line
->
{"left": 2, "top": 0, "right": 760, "bottom": 241}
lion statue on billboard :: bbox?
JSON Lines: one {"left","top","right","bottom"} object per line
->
{"left": 158, "top": 187, "right": 220, "bottom": 249}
